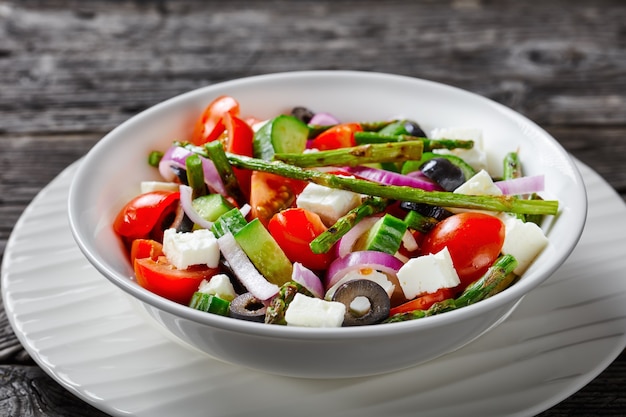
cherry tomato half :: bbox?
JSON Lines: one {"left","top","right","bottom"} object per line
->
{"left": 268, "top": 208, "right": 334, "bottom": 271}
{"left": 223, "top": 112, "right": 254, "bottom": 197}
{"left": 113, "top": 191, "right": 180, "bottom": 241}
{"left": 389, "top": 287, "right": 455, "bottom": 316}
{"left": 134, "top": 256, "right": 219, "bottom": 304}
{"left": 249, "top": 171, "right": 307, "bottom": 226}
{"left": 420, "top": 212, "right": 505, "bottom": 288}
{"left": 308, "top": 122, "right": 362, "bottom": 150}
{"left": 190, "top": 95, "right": 240, "bottom": 145}
{"left": 130, "top": 238, "right": 164, "bottom": 265}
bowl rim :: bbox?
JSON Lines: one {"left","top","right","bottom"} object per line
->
{"left": 68, "top": 70, "right": 588, "bottom": 340}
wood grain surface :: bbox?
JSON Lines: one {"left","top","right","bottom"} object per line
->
{"left": 1, "top": 1, "right": 625, "bottom": 416}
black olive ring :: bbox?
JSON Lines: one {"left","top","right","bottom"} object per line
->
{"left": 332, "top": 279, "right": 391, "bottom": 326}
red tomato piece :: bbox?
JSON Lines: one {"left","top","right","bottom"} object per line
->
{"left": 134, "top": 256, "right": 219, "bottom": 304}
{"left": 389, "top": 287, "right": 455, "bottom": 316}
{"left": 113, "top": 191, "right": 180, "bottom": 241}
{"left": 130, "top": 239, "right": 164, "bottom": 264}
{"left": 268, "top": 208, "right": 334, "bottom": 271}
{"left": 309, "top": 122, "right": 363, "bottom": 150}
{"left": 420, "top": 212, "right": 505, "bottom": 288}
{"left": 249, "top": 171, "right": 307, "bottom": 226}
{"left": 190, "top": 95, "right": 240, "bottom": 145}
{"left": 223, "top": 112, "right": 254, "bottom": 197}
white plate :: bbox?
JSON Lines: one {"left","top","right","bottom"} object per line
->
{"left": 2, "top": 159, "right": 625, "bottom": 417}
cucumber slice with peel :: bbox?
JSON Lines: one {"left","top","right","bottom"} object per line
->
{"left": 211, "top": 207, "right": 247, "bottom": 238}
{"left": 253, "top": 115, "right": 309, "bottom": 160}
{"left": 234, "top": 218, "right": 293, "bottom": 286}
{"left": 192, "top": 194, "right": 234, "bottom": 223}
{"left": 189, "top": 292, "right": 230, "bottom": 316}
{"left": 359, "top": 214, "right": 407, "bottom": 255}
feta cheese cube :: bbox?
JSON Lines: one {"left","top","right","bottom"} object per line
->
{"left": 162, "top": 228, "right": 220, "bottom": 270}
{"left": 296, "top": 183, "right": 361, "bottom": 226}
{"left": 501, "top": 216, "right": 549, "bottom": 275}
{"left": 397, "top": 247, "right": 461, "bottom": 299}
{"left": 197, "top": 274, "right": 237, "bottom": 302}
{"left": 140, "top": 181, "right": 180, "bottom": 194}
{"left": 454, "top": 169, "right": 502, "bottom": 195}
{"left": 325, "top": 269, "right": 395, "bottom": 300}
{"left": 285, "top": 293, "right": 346, "bottom": 327}
{"left": 430, "top": 127, "right": 488, "bottom": 171}
{"left": 349, "top": 296, "right": 372, "bottom": 317}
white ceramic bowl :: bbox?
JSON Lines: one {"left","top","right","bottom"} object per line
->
{"left": 68, "top": 71, "right": 587, "bottom": 379}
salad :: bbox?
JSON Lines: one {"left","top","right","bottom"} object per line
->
{"left": 113, "top": 95, "right": 559, "bottom": 327}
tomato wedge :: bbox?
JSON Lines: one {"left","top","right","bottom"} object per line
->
{"left": 308, "top": 122, "right": 362, "bottom": 150}
{"left": 190, "top": 95, "right": 240, "bottom": 145}
{"left": 268, "top": 208, "right": 334, "bottom": 271}
{"left": 130, "top": 239, "right": 164, "bottom": 264}
{"left": 223, "top": 112, "right": 254, "bottom": 197}
{"left": 420, "top": 212, "right": 505, "bottom": 288}
{"left": 389, "top": 287, "right": 456, "bottom": 316}
{"left": 113, "top": 191, "right": 180, "bottom": 241}
{"left": 249, "top": 171, "right": 307, "bottom": 226}
{"left": 134, "top": 256, "right": 219, "bottom": 304}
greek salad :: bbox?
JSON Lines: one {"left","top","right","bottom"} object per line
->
{"left": 113, "top": 95, "right": 558, "bottom": 327}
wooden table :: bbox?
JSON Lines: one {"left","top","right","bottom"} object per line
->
{"left": 1, "top": 1, "right": 624, "bottom": 415}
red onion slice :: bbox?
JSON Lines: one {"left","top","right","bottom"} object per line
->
{"left": 401, "top": 229, "right": 418, "bottom": 252}
{"left": 335, "top": 216, "right": 380, "bottom": 258}
{"left": 495, "top": 175, "right": 545, "bottom": 195}
{"left": 217, "top": 232, "right": 280, "bottom": 301}
{"left": 179, "top": 185, "right": 215, "bottom": 230}
{"left": 325, "top": 250, "right": 404, "bottom": 290}
{"left": 345, "top": 166, "right": 443, "bottom": 191}
{"left": 292, "top": 262, "right": 324, "bottom": 299}
{"left": 309, "top": 112, "right": 341, "bottom": 126}
{"left": 158, "top": 145, "right": 227, "bottom": 195}
{"left": 239, "top": 203, "right": 251, "bottom": 218}
{"left": 158, "top": 146, "right": 188, "bottom": 181}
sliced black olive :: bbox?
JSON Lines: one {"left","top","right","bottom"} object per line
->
{"left": 332, "top": 279, "right": 390, "bottom": 326}
{"left": 170, "top": 165, "right": 188, "bottom": 185}
{"left": 291, "top": 106, "right": 315, "bottom": 124}
{"left": 420, "top": 157, "right": 466, "bottom": 191}
{"left": 229, "top": 292, "right": 266, "bottom": 322}
{"left": 149, "top": 202, "right": 192, "bottom": 241}
{"left": 403, "top": 121, "right": 427, "bottom": 138}
{"left": 169, "top": 203, "right": 194, "bottom": 233}
{"left": 399, "top": 201, "right": 453, "bottom": 221}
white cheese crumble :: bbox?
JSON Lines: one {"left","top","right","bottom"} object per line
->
{"left": 140, "top": 181, "right": 180, "bottom": 194}
{"left": 349, "top": 296, "right": 371, "bottom": 317}
{"left": 397, "top": 247, "right": 461, "bottom": 299}
{"left": 500, "top": 215, "right": 549, "bottom": 275}
{"left": 285, "top": 293, "right": 346, "bottom": 327}
{"left": 162, "top": 228, "right": 220, "bottom": 270}
{"left": 197, "top": 274, "right": 237, "bottom": 302}
{"left": 430, "top": 126, "right": 488, "bottom": 171}
{"left": 454, "top": 169, "right": 502, "bottom": 195}
{"left": 296, "top": 183, "right": 361, "bottom": 226}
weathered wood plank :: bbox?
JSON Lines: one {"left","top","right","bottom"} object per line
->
{"left": 1, "top": 0, "right": 625, "bottom": 133}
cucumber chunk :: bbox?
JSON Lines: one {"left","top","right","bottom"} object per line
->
{"left": 253, "top": 115, "right": 309, "bottom": 160}
{"left": 192, "top": 194, "right": 235, "bottom": 223}
{"left": 403, "top": 210, "right": 439, "bottom": 233}
{"left": 234, "top": 218, "right": 293, "bottom": 286}
{"left": 189, "top": 292, "right": 230, "bottom": 316}
{"left": 211, "top": 207, "right": 248, "bottom": 238}
{"left": 359, "top": 214, "right": 407, "bottom": 255}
